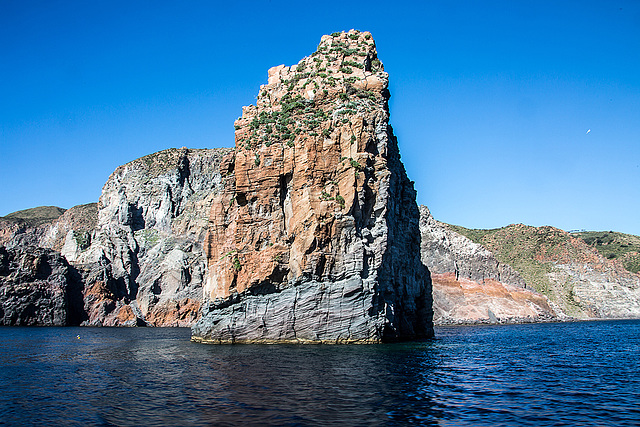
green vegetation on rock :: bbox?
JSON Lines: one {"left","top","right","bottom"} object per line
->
{"left": 448, "top": 224, "right": 586, "bottom": 316}
{"left": 572, "top": 230, "right": 640, "bottom": 274}
{"left": 1, "top": 206, "right": 66, "bottom": 227}
{"left": 448, "top": 223, "right": 640, "bottom": 318}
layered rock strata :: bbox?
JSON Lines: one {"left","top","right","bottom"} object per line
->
{"left": 419, "top": 206, "right": 559, "bottom": 324}
{"left": 451, "top": 223, "right": 640, "bottom": 319}
{"left": 192, "top": 30, "right": 432, "bottom": 343}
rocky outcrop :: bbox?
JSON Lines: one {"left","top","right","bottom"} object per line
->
{"left": 419, "top": 206, "right": 559, "bottom": 324}
{"left": 0, "top": 246, "right": 83, "bottom": 325}
{"left": 0, "top": 204, "right": 97, "bottom": 258}
{"left": 76, "top": 147, "right": 233, "bottom": 326}
{"left": 451, "top": 223, "right": 640, "bottom": 319}
{"left": 192, "top": 30, "right": 432, "bottom": 343}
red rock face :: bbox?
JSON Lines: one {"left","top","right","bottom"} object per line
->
{"left": 205, "top": 31, "right": 389, "bottom": 300}
{"left": 195, "top": 31, "right": 432, "bottom": 343}
{"left": 432, "top": 272, "right": 556, "bottom": 324}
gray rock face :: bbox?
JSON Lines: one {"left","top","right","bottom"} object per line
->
{"left": 77, "top": 147, "right": 233, "bottom": 326}
{"left": 0, "top": 203, "right": 98, "bottom": 262}
{"left": 419, "top": 206, "right": 559, "bottom": 324}
{"left": 419, "top": 206, "right": 525, "bottom": 285}
{"left": 192, "top": 277, "right": 382, "bottom": 343}
{"left": 0, "top": 246, "right": 83, "bottom": 326}
{"left": 549, "top": 261, "right": 640, "bottom": 319}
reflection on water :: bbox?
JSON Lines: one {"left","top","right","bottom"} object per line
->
{"left": 0, "top": 320, "right": 639, "bottom": 426}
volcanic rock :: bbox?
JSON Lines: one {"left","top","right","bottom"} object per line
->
{"left": 76, "top": 147, "right": 233, "bottom": 326}
{"left": 192, "top": 30, "right": 432, "bottom": 343}
{"left": 0, "top": 203, "right": 97, "bottom": 260}
{"left": 449, "top": 222, "right": 640, "bottom": 319}
{"left": 0, "top": 246, "right": 83, "bottom": 325}
{"left": 419, "top": 206, "right": 559, "bottom": 324}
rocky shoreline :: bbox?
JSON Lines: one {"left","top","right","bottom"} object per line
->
{"left": 2, "top": 31, "right": 639, "bottom": 335}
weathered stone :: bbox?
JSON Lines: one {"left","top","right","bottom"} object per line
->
{"left": 192, "top": 30, "right": 432, "bottom": 343}
{"left": 443, "top": 220, "right": 640, "bottom": 320}
{"left": 76, "top": 147, "right": 233, "bottom": 326}
{"left": 0, "top": 246, "right": 83, "bottom": 325}
{"left": 419, "top": 206, "right": 559, "bottom": 324}
{"left": 0, "top": 204, "right": 97, "bottom": 256}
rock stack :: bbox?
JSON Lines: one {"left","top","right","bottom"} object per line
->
{"left": 192, "top": 30, "right": 433, "bottom": 343}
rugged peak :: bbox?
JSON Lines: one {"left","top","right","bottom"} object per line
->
{"left": 234, "top": 29, "right": 388, "bottom": 158}
{"left": 193, "top": 32, "right": 432, "bottom": 343}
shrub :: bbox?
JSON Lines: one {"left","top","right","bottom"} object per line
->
{"left": 343, "top": 60, "right": 364, "bottom": 69}
{"left": 232, "top": 256, "right": 242, "bottom": 271}
{"left": 350, "top": 159, "right": 362, "bottom": 170}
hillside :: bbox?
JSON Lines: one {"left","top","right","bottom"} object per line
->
{"left": 1, "top": 206, "right": 66, "bottom": 227}
{"left": 419, "top": 207, "right": 558, "bottom": 325}
{"left": 572, "top": 230, "right": 640, "bottom": 274}
{"left": 449, "top": 223, "right": 640, "bottom": 319}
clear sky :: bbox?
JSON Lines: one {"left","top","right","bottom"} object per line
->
{"left": 1, "top": 0, "right": 639, "bottom": 235}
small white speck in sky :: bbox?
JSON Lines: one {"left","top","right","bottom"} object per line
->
{"left": 586, "top": 129, "right": 591, "bottom": 134}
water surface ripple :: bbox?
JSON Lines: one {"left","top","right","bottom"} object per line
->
{"left": 1, "top": 320, "right": 638, "bottom": 426}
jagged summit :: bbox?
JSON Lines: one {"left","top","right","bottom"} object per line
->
{"left": 234, "top": 30, "right": 386, "bottom": 156}
{"left": 192, "top": 30, "right": 432, "bottom": 343}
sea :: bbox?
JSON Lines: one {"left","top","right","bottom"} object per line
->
{"left": 1, "top": 320, "right": 639, "bottom": 426}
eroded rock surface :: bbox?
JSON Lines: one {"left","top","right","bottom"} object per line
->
{"left": 450, "top": 223, "right": 640, "bottom": 319}
{"left": 419, "top": 206, "right": 559, "bottom": 324}
{"left": 0, "top": 203, "right": 97, "bottom": 260}
{"left": 77, "top": 147, "right": 233, "bottom": 326}
{"left": 0, "top": 246, "right": 83, "bottom": 325}
{"left": 192, "top": 30, "right": 432, "bottom": 343}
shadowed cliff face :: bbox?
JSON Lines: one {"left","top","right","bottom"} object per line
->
{"left": 0, "top": 246, "right": 84, "bottom": 326}
{"left": 193, "top": 30, "right": 432, "bottom": 343}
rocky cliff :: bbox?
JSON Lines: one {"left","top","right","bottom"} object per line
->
{"left": 75, "top": 147, "right": 233, "bottom": 326}
{"left": 572, "top": 230, "right": 640, "bottom": 274}
{"left": 0, "top": 204, "right": 97, "bottom": 256}
{"left": 3, "top": 30, "right": 638, "bottom": 332}
{"left": 450, "top": 223, "right": 640, "bottom": 319}
{"left": 0, "top": 246, "right": 83, "bottom": 325}
{"left": 419, "top": 206, "right": 558, "bottom": 324}
{"left": 192, "top": 30, "right": 432, "bottom": 343}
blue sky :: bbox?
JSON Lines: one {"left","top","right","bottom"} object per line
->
{"left": 1, "top": 0, "right": 639, "bottom": 235}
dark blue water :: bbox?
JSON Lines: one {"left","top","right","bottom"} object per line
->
{"left": 1, "top": 320, "right": 639, "bottom": 426}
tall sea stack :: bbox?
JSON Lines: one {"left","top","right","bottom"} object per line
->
{"left": 192, "top": 30, "right": 433, "bottom": 343}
